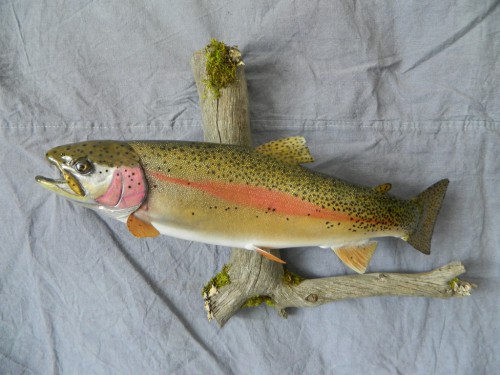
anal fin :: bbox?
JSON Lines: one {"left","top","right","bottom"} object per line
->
{"left": 127, "top": 214, "right": 160, "bottom": 238}
{"left": 253, "top": 246, "right": 286, "bottom": 264}
{"left": 332, "top": 241, "right": 377, "bottom": 274}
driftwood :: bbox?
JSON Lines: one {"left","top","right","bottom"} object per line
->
{"left": 191, "top": 41, "right": 475, "bottom": 327}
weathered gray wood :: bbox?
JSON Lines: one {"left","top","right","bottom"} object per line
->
{"left": 191, "top": 42, "right": 475, "bottom": 327}
{"left": 212, "top": 262, "right": 472, "bottom": 326}
{"left": 191, "top": 49, "right": 251, "bottom": 147}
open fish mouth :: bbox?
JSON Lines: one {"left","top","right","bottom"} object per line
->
{"left": 35, "top": 159, "right": 86, "bottom": 200}
{"left": 35, "top": 175, "right": 76, "bottom": 194}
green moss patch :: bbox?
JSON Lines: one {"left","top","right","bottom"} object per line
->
{"left": 283, "top": 268, "right": 305, "bottom": 286}
{"left": 202, "top": 264, "right": 231, "bottom": 296}
{"left": 448, "top": 277, "right": 459, "bottom": 289}
{"left": 242, "top": 295, "right": 275, "bottom": 308}
{"left": 204, "top": 38, "right": 238, "bottom": 98}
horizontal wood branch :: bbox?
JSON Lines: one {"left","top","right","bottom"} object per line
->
{"left": 206, "top": 261, "right": 473, "bottom": 326}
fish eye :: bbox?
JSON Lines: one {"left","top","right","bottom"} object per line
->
{"left": 73, "top": 159, "right": 93, "bottom": 174}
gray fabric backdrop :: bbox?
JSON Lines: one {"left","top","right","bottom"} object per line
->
{"left": 1, "top": 1, "right": 499, "bottom": 374}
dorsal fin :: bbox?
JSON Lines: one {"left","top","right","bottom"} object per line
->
{"left": 332, "top": 241, "right": 378, "bottom": 274}
{"left": 373, "top": 183, "right": 392, "bottom": 194}
{"left": 127, "top": 214, "right": 160, "bottom": 238}
{"left": 255, "top": 136, "right": 314, "bottom": 165}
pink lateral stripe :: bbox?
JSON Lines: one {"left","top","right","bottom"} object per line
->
{"left": 150, "top": 172, "right": 352, "bottom": 222}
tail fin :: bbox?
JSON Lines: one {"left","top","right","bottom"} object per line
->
{"left": 406, "top": 179, "right": 449, "bottom": 254}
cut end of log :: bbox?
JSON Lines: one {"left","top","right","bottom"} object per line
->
{"left": 202, "top": 264, "right": 231, "bottom": 321}
{"left": 447, "top": 277, "right": 477, "bottom": 297}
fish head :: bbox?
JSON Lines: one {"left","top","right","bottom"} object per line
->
{"left": 36, "top": 141, "right": 147, "bottom": 218}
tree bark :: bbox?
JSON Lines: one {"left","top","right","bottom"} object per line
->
{"left": 191, "top": 41, "right": 475, "bottom": 327}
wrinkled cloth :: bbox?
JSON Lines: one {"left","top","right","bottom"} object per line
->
{"left": 1, "top": 1, "right": 499, "bottom": 374}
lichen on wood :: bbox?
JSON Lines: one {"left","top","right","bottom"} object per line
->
{"left": 202, "top": 264, "right": 231, "bottom": 298}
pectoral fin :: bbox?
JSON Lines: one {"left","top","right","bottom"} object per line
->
{"left": 127, "top": 214, "right": 160, "bottom": 238}
{"left": 255, "top": 136, "right": 314, "bottom": 165}
{"left": 332, "top": 241, "right": 378, "bottom": 274}
{"left": 252, "top": 246, "right": 286, "bottom": 264}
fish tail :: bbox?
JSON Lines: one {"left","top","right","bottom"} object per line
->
{"left": 406, "top": 179, "right": 449, "bottom": 254}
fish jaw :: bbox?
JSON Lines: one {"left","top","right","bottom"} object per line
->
{"left": 35, "top": 175, "right": 89, "bottom": 204}
{"left": 35, "top": 155, "right": 90, "bottom": 204}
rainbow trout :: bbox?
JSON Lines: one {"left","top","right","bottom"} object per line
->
{"left": 35, "top": 137, "right": 449, "bottom": 273}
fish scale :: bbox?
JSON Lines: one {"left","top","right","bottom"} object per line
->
{"left": 130, "top": 141, "right": 416, "bottom": 233}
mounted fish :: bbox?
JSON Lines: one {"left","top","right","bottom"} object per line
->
{"left": 35, "top": 136, "right": 449, "bottom": 273}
